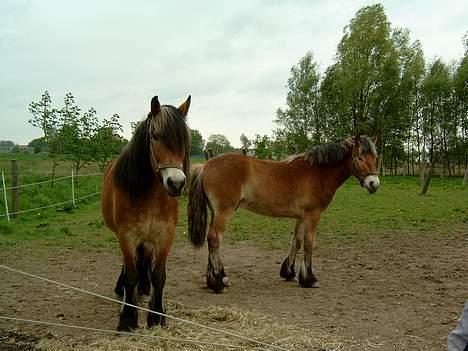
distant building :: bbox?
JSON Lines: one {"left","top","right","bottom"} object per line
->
{"left": 0, "top": 140, "right": 15, "bottom": 153}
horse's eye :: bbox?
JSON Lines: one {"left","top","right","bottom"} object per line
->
{"left": 358, "top": 156, "right": 364, "bottom": 161}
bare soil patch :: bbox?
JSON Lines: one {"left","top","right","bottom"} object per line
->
{"left": 1, "top": 227, "right": 467, "bottom": 350}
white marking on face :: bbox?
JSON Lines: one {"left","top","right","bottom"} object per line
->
{"left": 160, "top": 168, "right": 186, "bottom": 196}
{"left": 363, "top": 175, "right": 380, "bottom": 193}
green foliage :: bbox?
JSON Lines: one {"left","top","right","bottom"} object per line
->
{"left": 252, "top": 134, "right": 272, "bottom": 159}
{"left": 190, "top": 129, "right": 205, "bottom": 155}
{"left": 276, "top": 52, "right": 322, "bottom": 153}
{"left": 240, "top": 133, "right": 251, "bottom": 151}
{"left": 28, "top": 137, "right": 48, "bottom": 153}
{"left": 205, "top": 134, "right": 233, "bottom": 155}
{"left": 28, "top": 91, "right": 124, "bottom": 174}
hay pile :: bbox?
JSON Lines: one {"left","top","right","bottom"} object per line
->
{"left": 36, "top": 301, "right": 347, "bottom": 351}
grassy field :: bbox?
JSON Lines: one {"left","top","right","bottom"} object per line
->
{"left": 0, "top": 156, "right": 466, "bottom": 251}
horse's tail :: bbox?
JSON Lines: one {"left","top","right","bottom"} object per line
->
{"left": 188, "top": 165, "right": 208, "bottom": 248}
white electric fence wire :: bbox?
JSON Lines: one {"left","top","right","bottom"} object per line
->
{"left": 0, "top": 173, "right": 103, "bottom": 191}
{"left": 0, "top": 192, "right": 101, "bottom": 217}
{"left": 0, "top": 264, "right": 290, "bottom": 351}
{"left": 0, "top": 316, "right": 258, "bottom": 350}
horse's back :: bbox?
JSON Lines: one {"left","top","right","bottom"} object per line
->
{"left": 201, "top": 153, "right": 317, "bottom": 217}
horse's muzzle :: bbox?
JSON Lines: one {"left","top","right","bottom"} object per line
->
{"left": 363, "top": 175, "right": 380, "bottom": 194}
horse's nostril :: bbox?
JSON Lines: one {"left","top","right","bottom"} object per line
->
{"left": 370, "top": 181, "right": 374, "bottom": 187}
{"left": 167, "top": 178, "right": 174, "bottom": 187}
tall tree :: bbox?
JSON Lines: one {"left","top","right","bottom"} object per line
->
{"left": 205, "top": 134, "right": 233, "bottom": 155}
{"left": 90, "top": 113, "right": 125, "bottom": 171}
{"left": 420, "top": 59, "right": 452, "bottom": 193}
{"left": 28, "top": 91, "right": 61, "bottom": 183}
{"left": 332, "top": 4, "right": 393, "bottom": 137}
{"left": 190, "top": 129, "right": 205, "bottom": 155}
{"left": 276, "top": 52, "right": 322, "bottom": 152}
{"left": 240, "top": 133, "right": 252, "bottom": 152}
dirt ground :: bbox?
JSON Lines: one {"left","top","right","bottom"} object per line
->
{"left": 1, "top": 227, "right": 467, "bottom": 350}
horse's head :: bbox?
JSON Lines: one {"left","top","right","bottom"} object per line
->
{"left": 147, "top": 95, "right": 191, "bottom": 197}
{"left": 351, "top": 135, "right": 380, "bottom": 194}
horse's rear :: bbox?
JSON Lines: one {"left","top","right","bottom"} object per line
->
{"left": 101, "top": 95, "right": 191, "bottom": 331}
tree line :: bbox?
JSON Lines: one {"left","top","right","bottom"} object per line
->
{"left": 246, "top": 4, "right": 467, "bottom": 180}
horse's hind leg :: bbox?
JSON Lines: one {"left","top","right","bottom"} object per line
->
{"left": 206, "top": 208, "right": 233, "bottom": 293}
{"left": 298, "top": 211, "right": 320, "bottom": 288}
{"left": 280, "top": 220, "right": 303, "bottom": 280}
{"left": 117, "top": 237, "right": 139, "bottom": 331}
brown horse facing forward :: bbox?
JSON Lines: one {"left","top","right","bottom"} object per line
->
{"left": 102, "top": 95, "right": 191, "bottom": 331}
{"left": 188, "top": 135, "right": 379, "bottom": 293}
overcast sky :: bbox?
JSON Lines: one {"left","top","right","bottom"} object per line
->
{"left": 1, "top": 0, "right": 467, "bottom": 147}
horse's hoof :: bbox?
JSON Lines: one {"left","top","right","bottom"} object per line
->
{"left": 207, "top": 274, "right": 225, "bottom": 293}
{"left": 298, "top": 269, "right": 319, "bottom": 288}
{"left": 147, "top": 314, "right": 166, "bottom": 328}
{"left": 280, "top": 258, "right": 296, "bottom": 281}
{"left": 117, "top": 318, "right": 138, "bottom": 332}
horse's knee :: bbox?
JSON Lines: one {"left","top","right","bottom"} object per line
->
{"left": 280, "top": 257, "right": 296, "bottom": 281}
{"left": 298, "top": 265, "right": 319, "bottom": 288}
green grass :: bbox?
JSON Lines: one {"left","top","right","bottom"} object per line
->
{"left": 0, "top": 157, "right": 466, "bottom": 253}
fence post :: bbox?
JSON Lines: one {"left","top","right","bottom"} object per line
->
{"left": 208, "top": 148, "right": 213, "bottom": 159}
{"left": 204, "top": 150, "right": 209, "bottom": 161}
{"left": 1, "top": 171, "right": 10, "bottom": 223}
{"left": 71, "top": 168, "right": 76, "bottom": 207}
{"left": 242, "top": 148, "right": 247, "bottom": 156}
{"left": 11, "top": 160, "right": 19, "bottom": 218}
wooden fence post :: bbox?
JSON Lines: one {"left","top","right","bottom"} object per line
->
{"left": 204, "top": 150, "right": 209, "bottom": 161}
{"left": 11, "top": 160, "right": 19, "bottom": 218}
{"left": 1, "top": 170, "right": 10, "bottom": 222}
{"left": 242, "top": 148, "right": 247, "bottom": 155}
{"left": 208, "top": 148, "right": 213, "bottom": 159}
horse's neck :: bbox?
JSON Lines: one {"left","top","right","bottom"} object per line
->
{"left": 320, "top": 156, "right": 353, "bottom": 193}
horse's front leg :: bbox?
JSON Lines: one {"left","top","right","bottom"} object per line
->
{"left": 147, "top": 258, "right": 167, "bottom": 327}
{"left": 280, "top": 219, "right": 303, "bottom": 280}
{"left": 206, "top": 210, "right": 232, "bottom": 293}
{"left": 299, "top": 211, "right": 321, "bottom": 288}
{"left": 117, "top": 237, "right": 139, "bottom": 331}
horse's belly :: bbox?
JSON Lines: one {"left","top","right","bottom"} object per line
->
{"left": 239, "top": 199, "right": 298, "bottom": 218}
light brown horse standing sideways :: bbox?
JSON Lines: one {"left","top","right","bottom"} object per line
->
{"left": 102, "top": 95, "right": 191, "bottom": 331}
{"left": 188, "top": 135, "right": 379, "bottom": 293}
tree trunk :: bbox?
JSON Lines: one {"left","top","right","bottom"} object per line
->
{"left": 421, "top": 157, "right": 436, "bottom": 195}
{"left": 463, "top": 168, "right": 468, "bottom": 186}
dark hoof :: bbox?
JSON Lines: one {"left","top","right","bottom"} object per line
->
{"left": 280, "top": 258, "right": 296, "bottom": 281}
{"left": 207, "top": 272, "right": 225, "bottom": 293}
{"left": 298, "top": 268, "right": 319, "bottom": 288}
{"left": 147, "top": 312, "right": 166, "bottom": 328}
{"left": 117, "top": 311, "right": 138, "bottom": 331}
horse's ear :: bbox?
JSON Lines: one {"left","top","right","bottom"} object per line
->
{"left": 372, "top": 135, "right": 378, "bottom": 145}
{"left": 178, "top": 95, "right": 191, "bottom": 118}
{"left": 150, "top": 96, "right": 160, "bottom": 117}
